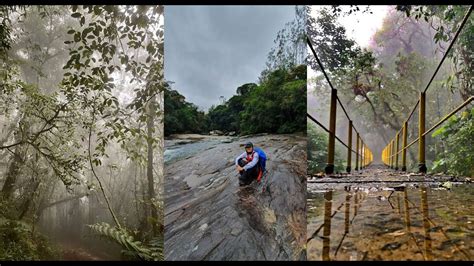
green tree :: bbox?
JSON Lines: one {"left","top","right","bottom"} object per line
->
{"left": 164, "top": 86, "right": 209, "bottom": 136}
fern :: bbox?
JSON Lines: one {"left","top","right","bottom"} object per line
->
{"left": 87, "top": 222, "right": 162, "bottom": 261}
{"left": 149, "top": 236, "right": 164, "bottom": 261}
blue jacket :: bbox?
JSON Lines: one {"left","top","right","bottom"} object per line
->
{"left": 235, "top": 151, "right": 259, "bottom": 171}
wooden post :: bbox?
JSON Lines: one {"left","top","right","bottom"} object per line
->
{"left": 418, "top": 92, "right": 427, "bottom": 173}
{"left": 355, "top": 133, "right": 360, "bottom": 171}
{"left": 395, "top": 132, "right": 400, "bottom": 170}
{"left": 326, "top": 88, "right": 337, "bottom": 174}
{"left": 389, "top": 140, "right": 392, "bottom": 169}
{"left": 346, "top": 121, "right": 353, "bottom": 173}
{"left": 402, "top": 121, "right": 408, "bottom": 171}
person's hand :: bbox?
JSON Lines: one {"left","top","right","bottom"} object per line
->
{"left": 236, "top": 165, "right": 244, "bottom": 172}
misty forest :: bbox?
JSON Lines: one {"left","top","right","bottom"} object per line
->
{"left": 0, "top": 6, "right": 164, "bottom": 260}
{"left": 308, "top": 5, "right": 474, "bottom": 176}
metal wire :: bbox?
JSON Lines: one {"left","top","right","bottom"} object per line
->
{"left": 307, "top": 37, "right": 369, "bottom": 153}
{"left": 384, "top": 5, "right": 473, "bottom": 163}
{"left": 388, "top": 96, "right": 474, "bottom": 158}
{"left": 307, "top": 113, "right": 358, "bottom": 154}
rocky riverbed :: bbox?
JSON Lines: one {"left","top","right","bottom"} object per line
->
{"left": 164, "top": 133, "right": 307, "bottom": 260}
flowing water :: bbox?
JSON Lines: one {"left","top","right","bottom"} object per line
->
{"left": 164, "top": 137, "right": 234, "bottom": 164}
{"left": 307, "top": 182, "right": 474, "bottom": 261}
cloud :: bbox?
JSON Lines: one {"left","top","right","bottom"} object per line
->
{"left": 164, "top": 6, "right": 296, "bottom": 110}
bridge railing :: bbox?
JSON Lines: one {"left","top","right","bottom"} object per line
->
{"left": 307, "top": 37, "right": 373, "bottom": 175}
{"left": 382, "top": 6, "right": 473, "bottom": 173}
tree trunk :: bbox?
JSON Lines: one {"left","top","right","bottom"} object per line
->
{"left": 147, "top": 96, "right": 158, "bottom": 236}
{"left": 1, "top": 143, "right": 25, "bottom": 200}
{"left": 18, "top": 178, "right": 41, "bottom": 220}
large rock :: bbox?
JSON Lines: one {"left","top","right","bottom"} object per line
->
{"left": 164, "top": 134, "right": 307, "bottom": 260}
{"left": 209, "top": 130, "right": 224, "bottom": 136}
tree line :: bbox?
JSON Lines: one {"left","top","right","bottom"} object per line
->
{"left": 164, "top": 64, "right": 306, "bottom": 137}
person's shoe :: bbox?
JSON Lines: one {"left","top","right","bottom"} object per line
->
{"left": 239, "top": 180, "right": 246, "bottom": 186}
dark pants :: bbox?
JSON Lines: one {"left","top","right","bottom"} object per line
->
{"left": 238, "top": 158, "right": 259, "bottom": 186}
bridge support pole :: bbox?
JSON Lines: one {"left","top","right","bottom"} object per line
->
{"left": 389, "top": 140, "right": 392, "bottom": 169}
{"left": 369, "top": 148, "right": 371, "bottom": 165}
{"left": 325, "top": 88, "right": 337, "bottom": 174}
{"left": 383, "top": 147, "right": 386, "bottom": 165}
{"left": 361, "top": 141, "right": 365, "bottom": 169}
{"left": 395, "top": 132, "right": 400, "bottom": 170}
{"left": 402, "top": 121, "right": 408, "bottom": 171}
{"left": 362, "top": 143, "right": 367, "bottom": 168}
{"left": 391, "top": 139, "right": 395, "bottom": 169}
{"left": 364, "top": 144, "right": 367, "bottom": 168}
{"left": 392, "top": 139, "right": 395, "bottom": 169}
{"left": 418, "top": 92, "right": 427, "bottom": 173}
{"left": 355, "top": 133, "right": 360, "bottom": 171}
{"left": 363, "top": 143, "right": 366, "bottom": 169}
{"left": 387, "top": 141, "right": 390, "bottom": 168}
{"left": 364, "top": 143, "right": 367, "bottom": 168}
{"left": 368, "top": 149, "right": 370, "bottom": 166}
{"left": 346, "top": 121, "right": 352, "bottom": 173}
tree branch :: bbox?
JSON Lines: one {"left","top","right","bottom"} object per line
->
{"left": 88, "top": 108, "right": 122, "bottom": 229}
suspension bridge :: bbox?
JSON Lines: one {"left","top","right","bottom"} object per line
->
{"left": 306, "top": 6, "right": 473, "bottom": 261}
{"left": 307, "top": 6, "right": 473, "bottom": 179}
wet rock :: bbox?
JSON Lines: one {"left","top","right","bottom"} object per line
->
{"left": 446, "top": 227, "right": 464, "bottom": 233}
{"left": 428, "top": 226, "right": 443, "bottom": 232}
{"left": 385, "top": 229, "right": 406, "bottom": 237}
{"left": 381, "top": 242, "right": 402, "bottom": 251}
{"left": 440, "top": 181, "right": 453, "bottom": 190}
{"left": 377, "top": 196, "right": 387, "bottom": 201}
{"left": 209, "top": 130, "right": 224, "bottom": 136}
{"left": 437, "top": 239, "right": 463, "bottom": 250}
{"left": 164, "top": 134, "right": 306, "bottom": 260}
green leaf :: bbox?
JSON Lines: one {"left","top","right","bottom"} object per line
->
{"left": 432, "top": 127, "right": 445, "bottom": 137}
{"left": 74, "top": 32, "right": 81, "bottom": 42}
{"left": 71, "top": 12, "right": 81, "bottom": 18}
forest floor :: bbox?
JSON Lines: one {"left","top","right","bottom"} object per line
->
{"left": 58, "top": 240, "right": 119, "bottom": 261}
{"left": 164, "top": 133, "right": 307, "bottom": 260}
{"left": 307, "top": 164, "right": 474, "bottom": 261}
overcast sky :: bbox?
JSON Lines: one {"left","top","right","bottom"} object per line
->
{"left": 165, "top": 6, "right": 297, "bottom": 111}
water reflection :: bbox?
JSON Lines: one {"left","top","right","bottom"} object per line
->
{"left": 403, "top": 188, "right": 411, "bottom": 233}
{"left": 421, "top": 186, "right": 433, "bottom": 260}
{"left": 322, "top": 190, "right": 332, "bottom": 261}
{"left": 307, "top": 184, "right": 473, "bottom": 261}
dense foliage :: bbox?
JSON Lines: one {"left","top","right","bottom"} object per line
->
{"left": 238, "top": 65, "right": 306, "bottom": 134}
{"left": 307, "top": 122, "right": 345, "bottom": 175}
{"left": 431, "top": 109, "right": 474, "bottom": 177}
{"left": 0, "top": 5, "right": 164, "bottom": 260}
{"left": 164, "top": 87, "right": 209, "bottom": 136}
{"left": 164, "top": 65, "right": 306, "bottom": 136}
{"left": 0, "top": 218, "right": 60, "bottom": 260}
